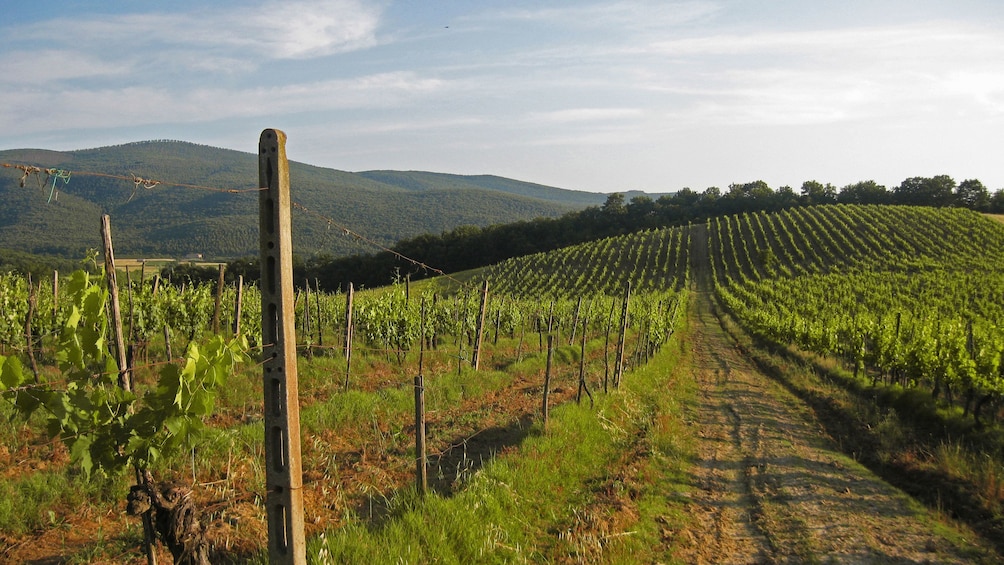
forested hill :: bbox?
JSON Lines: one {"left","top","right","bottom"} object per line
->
{"left": 0, "top": 140, "right": 611, "bottom": 259}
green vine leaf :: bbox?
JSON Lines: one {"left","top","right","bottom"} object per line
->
{"left": 0, "top": 355, "right": 24, "bottom": 388}
{"left": 0, "top": 267, "right": 250, "bottom": 479}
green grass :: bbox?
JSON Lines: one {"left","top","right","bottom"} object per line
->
{"left": 310, "top": 300, "right": 694, "bottom": 563}
{"left": 0, "top": 469, "right": 124, "bottom": 535}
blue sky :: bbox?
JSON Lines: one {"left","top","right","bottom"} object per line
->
{"left": 1, "top": 1, "right": 1002, "bottom": 193}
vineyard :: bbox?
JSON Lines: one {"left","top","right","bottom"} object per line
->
{"left": 0, "top": 227, "right": 689, "bottom": 562}
{"left": 711, "top": 205, "right": 1004, "bottom": 422}
{"left": 4, "top": 202, "right": 1004, "bottom": 562}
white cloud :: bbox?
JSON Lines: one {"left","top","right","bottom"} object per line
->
{"left": 6, "top": 0, "right": 383, "bottom": 62}
{"left": 529, "top": 107, "right": 644, "bottom": 123}
{"left": 0, "top": 71, "right": 444, "bottom": 134}
{"left": 474, "top": 0, "right": 720, "bottom": 30}
{"left": 241, "top": 0, "right": 383, "bottom": 58}
{"left": 0, "top": 50, "right": 129, "bottom": 84}
{"left": 635, "top": 22, "right": 1004, "bottom": 127}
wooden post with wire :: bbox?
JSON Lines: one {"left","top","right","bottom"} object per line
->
{"left": 212, "top": 264, "right": 225, "bottom": 334}
{"left": 233, "top": 275, "right": 244, "bottom": 337}
{"left": 259, "top": 129, "right": 307, "bottom": 564}
{"left": 343, "top": 282, "right": 354, "bottom": 391}
{"left": 472, "top": 279, "right": 489, "bottom": 370}
{"left": 101, "top": 215, "right": 132, "bottom": 392}
{"left": 614, "top": 282, "right": 631, "bottom": 389}
{"left": 543, "top": 334, "right": 554, "bottom": 431}
{"left": 415, "top": 296, "right": 428, "bottom": 495}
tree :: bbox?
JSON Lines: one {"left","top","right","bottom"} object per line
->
{"left": 773, "top": 185, "right": 800, "bottom": 210}
{"left": 895, "top": 175, "right": 956, "bottom": 207}
{"left": 673, "top": 187, "right": 700, "bottom": 207}
{"left": 838, "top": 180, "right": 890, "bottom": 204}
{"left": 800, "top": 180, "right": 837, "bottom": 205}
{"left": 627, "top": 195, "right": 657, "bottom": 227}
{"left": 955, "top": 178, "right": 990, "bottom": 210}
{"left": 602, "top": 193, "right": 626, "bottom": 214}
{"left": 989, "top": 189, "right": 1004, "bottom": 214}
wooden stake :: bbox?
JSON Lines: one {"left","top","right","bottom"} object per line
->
{"left": 25, "top": 275, "right": 40, "bottom": 383}
{"left": 233, "top": 275, "right": 244, "bottom": 337}
{"left": 472, "top": 279, "right": 489, "bottom": 370}
{"left": 543, "top": 334, "right": 554, "bottom": 431}
{"left": 343, "top": 282, "right": 354, "bottom": 392}
{"left": 101, "top": 215, "right": 131, "bottom": 392}
{"left": 258, "top": 129, "right": 306, "bottom": 564}
{"left": 569, "top": 296, "right": 581, "bottom": 346}
{"left": 603, "top": 296, "right": 615, "bottom": 394}
{"left": 212, "top": 264, "right": 226, "bottom": 334}
{"left": 614, "top": 283, "right": 631, "bottom": 389}
{"left": 51, "top": 270, "right": 59, "bottom": 325}
{"left": 577, "top": 316, "right": 593, "bottom": 407}
{"left": 314, "top": 278, "right": 323, "bottom": 347}
{"left": 126, "top": 266, "right": 137, "bottom": 371}
{"left": 415, "top": 300, "right": 427, "bottom": 496}
{"left": 163, "top": 326, "right": 173, "bottom": 362}
{"left": 414, "top": 374, "right": 427, "bottom": 494}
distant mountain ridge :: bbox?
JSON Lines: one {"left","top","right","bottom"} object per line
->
{"left": 0, "top": 140, "right": 645, "bottom": 260}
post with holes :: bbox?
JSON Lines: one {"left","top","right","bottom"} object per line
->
{"left": 259, "top": 129, "right": 307, "bottom": 564}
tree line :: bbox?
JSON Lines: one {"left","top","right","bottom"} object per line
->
{"left": 155, "top": 174, "right": 995, "bottom": 291}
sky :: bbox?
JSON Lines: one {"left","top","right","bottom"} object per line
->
{"left": 1, "top": 0, "right": 1003, "bottom": 194}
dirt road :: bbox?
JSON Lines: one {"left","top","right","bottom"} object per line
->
{"left": 676, "top": 225, "right": 988, "bottom": 564}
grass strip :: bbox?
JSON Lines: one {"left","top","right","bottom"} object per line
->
{"left": 302, "top": 299, "right": 694, "bottom": 563}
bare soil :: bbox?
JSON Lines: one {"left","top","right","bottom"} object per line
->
{"left": 674, "top": 225, "right": 993, "bottom": 564}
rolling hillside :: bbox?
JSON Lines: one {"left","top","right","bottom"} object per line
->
{"left": 469, "top": 204, "right": 1004, "bottom": 558}
{"left": 5, "top": 203, "right": 1004, "bottom": 562}
{"left": 480, "top": 204, "right": 1004, "bottom": 295}
{"left": 0, "top": 140, "right": 610, "bottom": 260}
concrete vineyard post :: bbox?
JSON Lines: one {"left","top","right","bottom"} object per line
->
{"left": 258, "top": 129, "right": 306, "bottom": 564}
